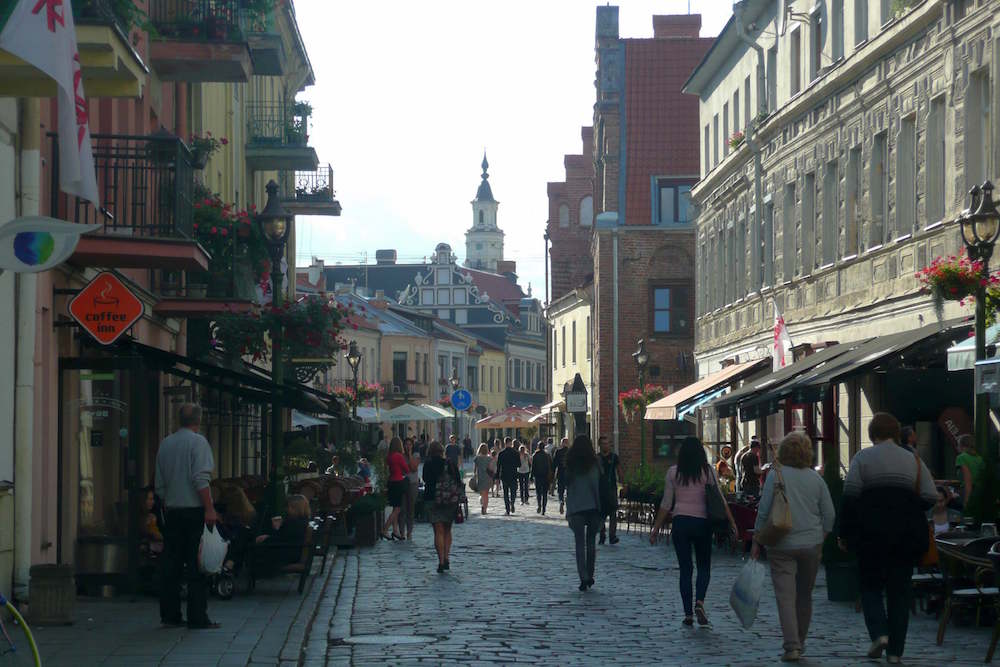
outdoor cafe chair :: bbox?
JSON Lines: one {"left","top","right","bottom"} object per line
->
{"left": 935, "top": 536, "right": 1000, "bottom": 650}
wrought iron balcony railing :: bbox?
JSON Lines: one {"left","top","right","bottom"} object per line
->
{"left": 246, "top": 102, "right": 309, "bottom": 146}
{"left": 73, "top": 0, "right": 129, "bottom": 33}
{"left": 289, "top": 165, "right": 334, "bottom": 201}
{"left": 49, "top": 132, "right": 194, "bottom": 238}
{"left": 148, "top": 0, "right": 252, "bottom": 42}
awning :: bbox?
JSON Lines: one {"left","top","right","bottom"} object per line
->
{"left": 292, "top": 410, "right": 328, "bottom": 429}
{"left": 739, "top": 319, "right": 971, "bottom": 421}
{"left": 539, "top": 399, "right": 565, "bottom": 414}
{"left": 948, "top": 323, "right": 1000, "bottom": 371}
{"left": 710, "top": 342, "right": 863, "bottom": 419}
{"left": 381, "top": 403, "right": 447, "bottom": 423}
{"left": 645, "top": 358, "right": 769, "bottom": 421}
{"left": 355, "top": 407, "right": 382, "bottom": 424}
{"left": 420, "top": 404, "right": 454, "bottom": 419}
{"left": 475, "top": 407, "right": 539, "bottom": 429}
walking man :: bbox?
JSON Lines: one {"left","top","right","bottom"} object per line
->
{"left": 598, "top": 435, "right": 622, "bottom": 544}
{"left": 156, "top": 404, "right": 218, "bottom": 629}
{"left": 532, "top": 442, "right": 552, "bottom": 514}
{"left": 553, "top": 437, "right": 570, "bottom": 514}
{"left": 496, "top": 437, "right": 521, "bottom": 515}
{"left": 738, "top": 438, "right": 762, "bottom": 496}
{"left": 445, "top": 435, "right": 462, "bottom": 470}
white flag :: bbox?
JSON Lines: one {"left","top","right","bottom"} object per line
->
{"left": 772, "top": 301, "right": 793, "bottom": 372}
{"left": 0, "top": 0, "right": 98, "bottom": 204}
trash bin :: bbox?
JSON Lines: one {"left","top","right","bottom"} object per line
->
{"left": 29, "top": 564, "right": 75, "bottom": 625}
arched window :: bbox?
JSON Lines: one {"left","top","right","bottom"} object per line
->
{"left": 479, "top": 210, "right": 484, "bottom": 225}
{"left": 558, "top": 203, "right": 570, "bottom": 227}
{"left": 579, "top": 195, "right": 593, "bottom": 227}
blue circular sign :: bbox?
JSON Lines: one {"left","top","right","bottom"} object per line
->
{"left": 450, "top": 389, "right": 472, "bottom": 411}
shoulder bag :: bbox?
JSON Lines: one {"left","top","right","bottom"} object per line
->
{"left": 705, "top": 468, "right": 730, "bottom": 530}
{"left": 754, "top": 463, "right": 793, "bottom": 547}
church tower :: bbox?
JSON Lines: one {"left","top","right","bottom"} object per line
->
{"left": 464, "top": 153, "right": 504, "bottom": 272}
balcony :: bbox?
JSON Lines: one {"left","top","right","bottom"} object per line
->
{"left": 148, "top": 0, "right": 253, "bottom": 82}
{"left": 281, "top": 165, "right": 342, "bottom": 216}
{"left": 245, "top": 102, "right": 319, "bottom": 172}
{"left": 50, "top": 132, "right": 209, "bottom": 272}
{"left": 382, "top": 381, "right": 425, "bottom": 400}
{"left": 0, "top": 0, "right": 147, "bottom": 97}
{"left": 247, "top": 10, "right": 284, "bottom": 76}
{"left": 151, "top": 259, "right": 257, "bottom": 318}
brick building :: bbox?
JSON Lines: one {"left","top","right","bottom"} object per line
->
{"left": 545, "top": 8, "right": 711, "bottom": 470}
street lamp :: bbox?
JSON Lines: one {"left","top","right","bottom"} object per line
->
{"left": 257, "top": 179, "right": 292, "bottom": 513}
{"left": 633, "top": 338, "right": 649, "bottom": 467}
{"left": 450, "top": 368, "right": 460, "bottom": 440}
{"left": 958, "top": 181, "right": 1000, "bottom": 464}
{"left": 346, "top": 340, "right": 362, "bottom": 421}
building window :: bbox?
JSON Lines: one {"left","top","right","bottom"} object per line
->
{"left": 767, "top": 46, "right": 777, "bottom": 112}
{"left": 822, "top": 160, "right": 838, "bottom": 265}
{"left": 536, "top": 364, "right": 542, "bottom": 391}
{"left": 744, "top": 75, "right": 752, "bottom": 127}
{"left": 571, "top": 321, "right": 577, "bottom": 363}
{"left": 468, "top": 365, "right": 477, "bottom": 391}
{"left": 802, "top": 172, "right": 816, "bottom": 274}
{"left": 782, "top": 182, "right": 796, "bottom": 280}
{"left": 927, "top": 96, "right": 946, "bottom": 226}
{"left": 896, "top": 114, "right": 916, "bottom": 238}
{"left": 455, "top": 309, "right": 467, "bottom": 324}
{"left": 704, "top": 124, "right": 711, "bottom": 174}
{"left": 656, "top": 178, "right": 693, "bottom": 224}
{"left": 420, "top": 288, "right": 433, "bottom": 305}
{"left": 763, "top": 200, "right": 774, "bottom": 287}
{"left": 586, "top": 315, "right": 591, "bottom": 359}
{"left": 713, "top": 114, "right": 719, "bottom": 167}
{"left": 652, "top": 419, "right": 696, "bottom": 461}
{"left": 855, "top": 0, "right": 868, "bottom": 46}
{"left": 725, "top": 225, "right": 734, "bottom": 305}
{"left": 737, "top": 217, "right": 747, "bottom": 298}
{"left": 789, "top": 27, "right": 801, "bottom": 96}
{"left": 832, "top": 0, "right": 844, "bottom": 60}
{"left": 561, "top": 326, "right": 566, "bottom": 367}
{"left": 393, "top": 351, "right": 407, "bottom": 387}
{"left": 437, "top": 289, "right": 451, "bottom": 305}
{"left": 880, "top": 0, "right": 891, "bottom": 25}
{"left": 723, "top": 102, "right": 730, "bottom": 157}
{"left": 716, "top": 232, "right": 725, "bottom": 307}
{"left": 651, "top": 285, "right": 690, "bottom": 335}
{"left": 733, "top": 89, "right": 740, "bottom": 135}
{"left": 809, "top": 10, "right": 821, "bottom": 82}
{"left": 453, "top": 290, "right": 466, "bottom": 305}
{"left": 553, "top": 330, "right": 558, "bottom": 369}
{"left": 525, "top": 362, "right": 532, "bottom": 390}
{"left": 436, "top": 268, "right": 451, "bottom": 285}
{"left": 479, "top": 210, "right": 484, "bottom": 225}
{"left": 967, "top": 69, "right": 991, "bottom": 192}
{"left": 846, "top": 146, "right": 861, "bottom": 255}
{"left": 871, "top": 131, "right": 888, "bottom": 247}
{"left": 579, "top": 195, "right": 593, "bottom": 226}
{"left": 513, "top": 359, "right": 521, "bottom": 390}
{"left": 559, "top": 203, "right": 569, "bottom": 227}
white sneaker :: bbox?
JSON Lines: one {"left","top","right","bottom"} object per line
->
{"left": 867, "top": 636, "right": 888, "bottom": 659}
{"left": 887, "top": 657, "right": 902, "bottom": 665}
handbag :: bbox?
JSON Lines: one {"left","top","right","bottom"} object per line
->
{"left": 754, "top": 464, "right": 793, "bottom": 547}
{"left": 455, "top": 504, "right": 465, "bottom": 524}
{"left": 915, "top": 453, "right": 938, "bottom": 567}
{"left": 705, "top": 471, "right": 730, "bottom": 529}
{"left": 468, "top": 472, "right": 480, "bottom": 494}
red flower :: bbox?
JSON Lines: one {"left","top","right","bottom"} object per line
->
{"left": 210, "top": 226, "right": 218, "bottom": 234}
{"left": 220, "top": 228, "right": 229, "bottom": 237}
{"left": 220, "top": 138, "right": 229, "bottom": 145}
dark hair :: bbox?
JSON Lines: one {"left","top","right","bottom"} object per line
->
{"left": 676, "top": 437, "right": 710, "bottom": 486}
{"left": 565, "top": 435, "right": 598, "bottom": 475}
{"left": 869, "top": 412, "right": 901, "bottom": 443}
{"left": 428, "top": 441, "right": 444, "bottom": 458}
{"left": 900, "top": 425, "right": 915, "bottom": 444}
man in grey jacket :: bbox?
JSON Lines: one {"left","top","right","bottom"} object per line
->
{"left": 156, "top": 403, "right": 218, "bottom": 629}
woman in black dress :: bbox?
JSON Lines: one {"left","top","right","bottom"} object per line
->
{"left": 423, "top": 441, "right": 463, "bottom": 573}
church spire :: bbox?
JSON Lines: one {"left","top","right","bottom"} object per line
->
{"left": 475, "top": 151, "right": 495, "bottom": 202}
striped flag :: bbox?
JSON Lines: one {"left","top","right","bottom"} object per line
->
{"left": 772, "top": 301, "right": 793, "bottom": 372}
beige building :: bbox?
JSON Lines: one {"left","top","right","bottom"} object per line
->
{"left": 683, "top": 0, "right": 993, "bottom": 468}
{"left": 544, "top": 283, "right": 594, "bottom": 440}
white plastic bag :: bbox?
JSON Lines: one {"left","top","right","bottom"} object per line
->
{"left": 198, "top": 524, "right": 228, "bottom": 574}
{"left": 729, "top": 559, "right": 766, "bottom": 629}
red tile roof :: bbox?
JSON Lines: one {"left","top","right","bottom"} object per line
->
{"left": 461, "top": 267, "right": 525, "bottom": 315}
{"left": 623, "top": 36, "right": 713, "bottom": 227}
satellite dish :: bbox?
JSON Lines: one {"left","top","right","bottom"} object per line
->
{"left": 776, "top": 0, "right": 787, "bottom": 35}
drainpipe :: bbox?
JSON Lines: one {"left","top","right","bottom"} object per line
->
{"left": 735, "top": 1, "right": 766, "bottom": 293}
{"left": 612, "top": 226, "right": 620, "bottom": 455}
{"left": 14, "top": 97, "right": 40, "bottom": 598}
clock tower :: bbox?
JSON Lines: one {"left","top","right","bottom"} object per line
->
{"left": 464, "top": 153, "right": 504, "bottom": 272}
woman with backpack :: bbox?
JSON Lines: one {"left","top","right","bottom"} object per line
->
{"left": 650, "top": 437, "right": 737, "bottom": 627}
{"left": 423, "top": 441, "right": 464, "bottom": 573}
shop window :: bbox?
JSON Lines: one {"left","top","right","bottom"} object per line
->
{"left": 651, "top": 285, "right": 690, "bottom": 336}
{"left": 653, "top": 420, "right": 695, "bottom": 461}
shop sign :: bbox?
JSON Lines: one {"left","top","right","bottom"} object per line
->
{"left": 566, "top": 391, "right": 588, "bottom": 413}
{"left": 69, "top": 271, "right": 143, "bottom": 345}
{"left": 937, "top": 407, "right": 972, "bottom": 452}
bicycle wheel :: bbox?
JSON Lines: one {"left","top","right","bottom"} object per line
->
{"left": 0, "top": 598, "right": 40, "bottom": 667}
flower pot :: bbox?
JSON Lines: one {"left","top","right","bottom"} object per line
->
{"left": 190, "top": 150, "right": 209, "bottom": 170}
{"left": 353, "top": 509, "right": 381, "bottom": 547}
{"left": 824, "top": 561, "right": 859, "bottom": 602}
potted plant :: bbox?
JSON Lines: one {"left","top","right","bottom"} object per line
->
{"left": 916, "top": 255, "right": 995, "bottom": 320}
{"left": 619, "top": 388, "right": 645, "bottom": 424}
{"left": 822, "top": 463, "right": 859, "bottom": 602}
{"left": 348, "top": 493, "right": 385, "bottom": 547}
{"left": 187, "top": 131, "right": 227, "bottom": 169}
{"left": 729, "top": 130, "right": 745, "bottom": 150}
{"left": 292, "top": 100, "right": 313, "bottom": 118}
{"left": 284, "top": 117, "right": 308, "bottom": 145}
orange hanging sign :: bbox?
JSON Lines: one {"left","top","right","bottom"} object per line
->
{"left": 69, "top": 271, "right": 144, "bottom": 345}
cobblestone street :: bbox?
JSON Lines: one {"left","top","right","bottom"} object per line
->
{"left": 303, "top": 490, "right": 993, "bottom": 667}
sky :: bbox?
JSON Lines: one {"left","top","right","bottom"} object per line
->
{"left": 293, "top": 0, "right": 732, "bottom": 301}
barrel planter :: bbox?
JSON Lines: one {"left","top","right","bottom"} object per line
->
{"left": 29, "top": 564, "right": 75, "bottom": 625}
{"left": 824, "top": 561, "right": 859, "bottom": 602}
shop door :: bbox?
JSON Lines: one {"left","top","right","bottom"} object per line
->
{"left": 60, "top": 358, "right": 140, "bottom": 592}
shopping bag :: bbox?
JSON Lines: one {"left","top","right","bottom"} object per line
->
{"left": 729, "top": 560, "right": 766, "bottom": 629}
{"left": 198, "top": 524, "right": 228, "bottom": 574}
{"left": 468, "top": 473, "right": 480, "bottom": 493}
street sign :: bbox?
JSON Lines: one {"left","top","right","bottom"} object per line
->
{"left": 566, "top": 392, "right": 588, "bottom": 413}
{"left": 69, "top": 271, "right": 144, "bottom": 345}
{"left": 451, "top": 389, "right": 472, "bottom": 411}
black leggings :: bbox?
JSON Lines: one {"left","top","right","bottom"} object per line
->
{"left": 502, "top": 477, "right": 517, "bottom": 512}
{"left": 534, "top": 477, "right": 549, "bottom": 512}
{"left": 518, "top": 473, "right": 530, "bottom": 502}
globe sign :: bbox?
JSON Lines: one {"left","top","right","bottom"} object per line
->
{"left": 13, "top": 231, "right": 55, "bottom": 266}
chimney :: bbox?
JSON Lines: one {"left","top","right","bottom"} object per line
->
{"left": 371, "top": 290, "right": 388, "bottom": 310}
{"left": 375, "top": 249, "right": 397, "bottom": 265}
{"left": 497, "top": 259, "right": 517, "bottom": 276}
{"left": 307, "top": 257, "right": 325, "bottom": 286}
{"left": 652, "top": 14, "right": 701, "bottom": 39}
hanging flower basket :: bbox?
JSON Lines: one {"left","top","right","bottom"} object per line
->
{"left": 355, "top": 381, "right": 383, "bottom": 404}
{"left": 916, "top": 255, "right": 992, "bottom": 320}
{"left": 438, "top": 396, "right": 452, "bottom": 409}
{"left": 643, "top": 385, "right": 667, "bottom": 405}
{"left": 619, "top": 389, "right": 645, "bottom": 424}
{"left": 728, "top": 131, "right": 745, "bottom": 150}
{"left": 331, "top": 386, "right": 355, "bottom": 403}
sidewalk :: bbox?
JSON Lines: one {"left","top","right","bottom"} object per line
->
{"left": 29, "top": 555, "right": 336, "bottom": 667}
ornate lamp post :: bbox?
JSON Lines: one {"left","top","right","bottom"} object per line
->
{"left": 346, "top": 340, "right": 362, "bottom": 421}
{"left": 958, "top": 181, "right": 1000, "bottom": 462}
{"left": 450, "top": 368, "right": 461, "bottom": 440}
{"left": 632, "top": 338, "right": 649, "bottom": 467}
{"left": 258, "top": 180, "right": 292, "bottom": 513}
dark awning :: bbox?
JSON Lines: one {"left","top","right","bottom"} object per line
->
{"left": 129, "top": 341, "right": 339, "bottom": 414}
{"left": 710, "top": 341, "right": 866, "bottom": 419}
{"left": 738, "top": 318, "right": 972, "bottom": 419}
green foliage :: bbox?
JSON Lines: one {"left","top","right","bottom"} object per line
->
{"left": 891, "top": 0, "right": 918, "bottom": 14}
{"left": 283, "top": 435, "right": 314, "bottom": 474}
{"left": 372, "top": 452, "right": 389, "bottom": 496}
{"left": 624, "top": 463, "right": 665, "bottom": 499}
{"left": 348, "top": 492, "right": 386, "bottom": 517}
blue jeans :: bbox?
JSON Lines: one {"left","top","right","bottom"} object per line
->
{"left": 860, "top": 559, "right": 913, "bottom": 657}
{"left": 671, "top": 515, "right": 713, "bottom": 616}
{"left": 568, "top": 510, "right": 602, "bottom": 583}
